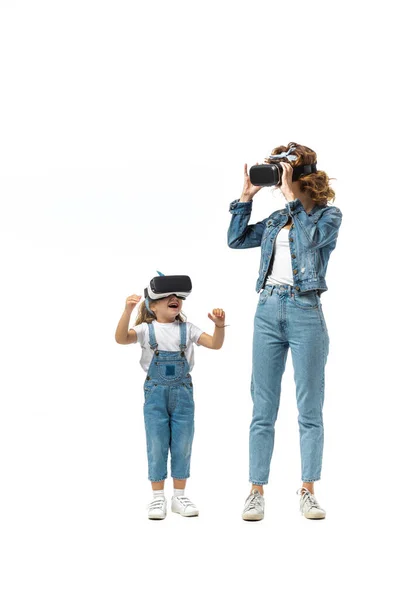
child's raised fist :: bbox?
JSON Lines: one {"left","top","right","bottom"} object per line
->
{"left": 125, "top": 294, "right": 142, "bottom": 313}
{"left": 208, "top": 308, "right": 226, "bottom": 327}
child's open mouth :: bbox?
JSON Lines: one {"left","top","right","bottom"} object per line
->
{"left": 168, "top": 302, "right": 179, "bottom": 309}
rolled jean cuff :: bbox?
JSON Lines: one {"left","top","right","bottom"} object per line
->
{"left": 149, "top": 474, "right": 168, "bottom": 482}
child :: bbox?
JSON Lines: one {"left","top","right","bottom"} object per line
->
{"left": 115, "top": 273, "right": 226, "bottom": 520}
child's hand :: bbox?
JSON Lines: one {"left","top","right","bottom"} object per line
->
{"left": 208, "top": 308, "right": 226, "bottom": 327}
{"left": 125, "top": 294, "right": 142, "bottom": 313}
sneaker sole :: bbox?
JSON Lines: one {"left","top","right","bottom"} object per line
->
{"left": 303, "top": 512, "right": 326, "bottom": 519}
{"left": 171, "top": 507, "right": 199, "bottom": 517}
{"left": 242, "top": 513, "right": 264, "bottom": 521}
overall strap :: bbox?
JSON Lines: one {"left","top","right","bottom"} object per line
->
{"left": 147, "top": 322, "right": 159, "bottom": 355}
{"left": 179, "top": 321, "right": 187, "bottom": 356}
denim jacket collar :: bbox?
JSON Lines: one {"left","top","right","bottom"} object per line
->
{"left": 283, "top": 198, "right": 325, "bottom": 219}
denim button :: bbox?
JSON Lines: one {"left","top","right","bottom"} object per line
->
{"left": 291, "top": 254, "right": 296, "bottom": 258}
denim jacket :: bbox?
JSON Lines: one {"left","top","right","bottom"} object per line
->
{"left": 227, "top": 198, "right": 342, "bottom": 294}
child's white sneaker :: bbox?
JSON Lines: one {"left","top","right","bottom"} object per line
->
{"left": 148, "top": 496, "right": 167, "bottom": 520}
{"left": 171, "top": 495, "right": 199, "bottom": 517}
{"left": 297, "top": 487, "right": 326, "bottom": 519}
{"left": 242, "top": 489, "right": 265, "bottom": 521}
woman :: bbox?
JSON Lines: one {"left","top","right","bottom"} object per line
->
{"left": 227, "top": 142, "right": 342, "bottom": 521}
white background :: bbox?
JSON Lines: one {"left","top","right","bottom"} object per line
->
{"left": 1, "top": 1, "right": 399, "bottom": 598}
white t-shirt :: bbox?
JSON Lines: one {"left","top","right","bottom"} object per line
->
{"left": 129, "top": 320, "right": 204, "bottom": 373}
{"left": 265, "top": 227, "right": 294, "bottom": 287}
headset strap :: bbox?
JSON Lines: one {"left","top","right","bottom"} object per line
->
{"left": 292, "top": 163, "right": 317, "bottom": 180}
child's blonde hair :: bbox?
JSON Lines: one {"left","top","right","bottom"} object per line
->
{"left": 134, "top": 299, "right": 186, "bottom": 325}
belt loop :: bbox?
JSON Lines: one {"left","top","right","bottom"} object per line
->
{"left": 269, "top": 285, "right": 274, "bottom": 296}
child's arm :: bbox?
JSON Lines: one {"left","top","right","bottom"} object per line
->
{"left": 197, "top": 309, "right": 226, "bottom": 350}
{"left": 115, "top": 294, "right": 142, "bottom": 344}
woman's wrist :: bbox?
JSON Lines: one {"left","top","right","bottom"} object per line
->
{"left": 284, "top": 192, "right": 296, "bottom": 203}
{"left": 239, "top": 194, "right": 253, "bottom": 203}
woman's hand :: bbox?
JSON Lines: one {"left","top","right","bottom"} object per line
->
{"left": 240, "top": 163, "right": 262, "bottom": 202}
{"left": 125, "top": 294, "right": 142, "bottom": 314}
{"left": 208, "top": 308, "right": 226, "bottom": 328}
{"left": 279, "top": 162, "right": 296, "bottom": 202}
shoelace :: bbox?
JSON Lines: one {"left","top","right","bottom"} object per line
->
{"left": 148, "top": 497, "right": 165, "bottom": 510}
{"left": 245, "top": 493, "right": 263, "bottom": 511}
{"left": 296, "top": 488, "right": 322, "bottom": 512}
{"left": 174, "top": 495, "right": 196, "bottom": 508}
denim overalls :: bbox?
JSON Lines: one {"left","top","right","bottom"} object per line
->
{"left": 143, "top": 321, "right": 195, "bottom": 482}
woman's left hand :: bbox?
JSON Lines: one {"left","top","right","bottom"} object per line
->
{"left": 280, "top": 162, "right": 296, "bottom": 202}
{"left": 208, "top": 308, "right": 225, "bottom": 327}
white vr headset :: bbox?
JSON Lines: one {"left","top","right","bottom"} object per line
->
{"left": 144, "top": 273, "right": 192, "bottom": 313}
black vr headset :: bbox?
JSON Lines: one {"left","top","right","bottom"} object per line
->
{"left": 144, "top": 275, "right": 192, "bottom": 302}
{"left": 249, "top": 162, "right": 317, "bottom": 187}
{"left": 249, "top": 144, "right": 317, "bottom": 187}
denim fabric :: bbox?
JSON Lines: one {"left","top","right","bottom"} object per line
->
{"left": 143, "top": 321, "right": 195, "bottom": 482}
{"left": 249, "top": 283, "right": 329, "bottom": 484}
{"left": 227, "top": 198, "right": 342, "bottom": 293}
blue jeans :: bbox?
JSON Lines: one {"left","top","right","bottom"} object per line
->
{"left": 143, "top": 322, "right": 195, "bottom": 482}
{"left": 250, "top": 284, "right": 330, "bottom": 484}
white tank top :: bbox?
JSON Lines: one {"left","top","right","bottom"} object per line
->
{"left": 265, "top": 227, "right": 294, "bottom": 287}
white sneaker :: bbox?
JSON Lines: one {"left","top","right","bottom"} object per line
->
{"left": 242, "top": 489, "right": 265, "bottom": 521}
{"left": 171, "top": 495, "right": 199, "bottom": 517}
{"left": 148, "top": 496, "right": 167, "bottom": 520}
{"left": 297, "top": 487, "right": 326, "bottom": 519}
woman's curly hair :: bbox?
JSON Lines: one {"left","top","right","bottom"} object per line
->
{"left": 266, "top": 142, "right": 335, "bottom": 205}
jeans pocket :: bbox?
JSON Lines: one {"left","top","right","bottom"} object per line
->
{"left": 143, "top": 382, "right": 157, "bottom": 405}
{"left": 178, "top": 383, "right": 195, "bottom": 415}
{"left": 258, "top": 289, "right": 269, "bottom": 305}
{"left": 292, "top": 290, "right": 320, "bottom": 310}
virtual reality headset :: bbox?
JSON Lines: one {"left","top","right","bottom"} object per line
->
{"left": 249, "top": 162, "right": 317, "bottom": 187}
{"left": 144, "top": 275, "right": 192, "bottom": 301}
